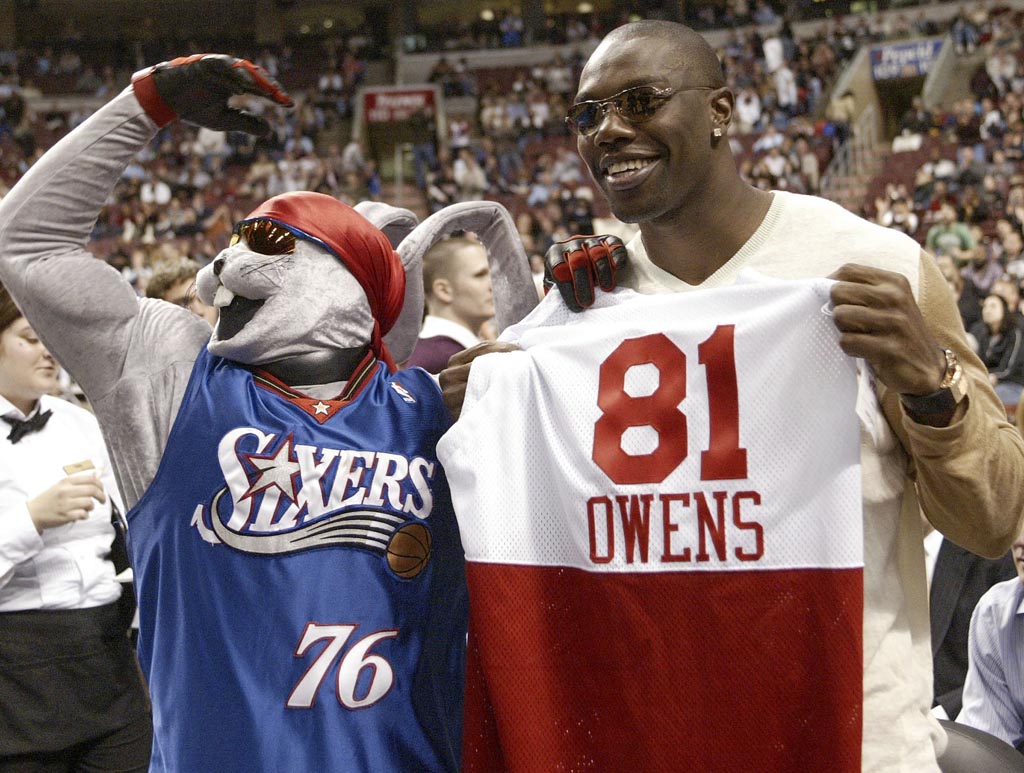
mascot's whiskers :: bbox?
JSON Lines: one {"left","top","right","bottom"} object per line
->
{"left": 239, "top": 252, "right": 294, "bottom": 279}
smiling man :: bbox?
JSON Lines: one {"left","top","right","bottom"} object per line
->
{"left": 440, "top": 20, "right": 1024, "bottom": 772}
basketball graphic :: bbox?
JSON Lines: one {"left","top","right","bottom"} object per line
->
{"left": 387, "top": 522, "right": 432, "bottom": 578}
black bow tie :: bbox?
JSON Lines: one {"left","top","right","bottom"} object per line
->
{"left": 3, "top": 409, "right": 53, "bottom": 444}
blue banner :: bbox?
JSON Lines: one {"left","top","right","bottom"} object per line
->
{"left": 870, "top": 38, "right": 943, "bottom": 80}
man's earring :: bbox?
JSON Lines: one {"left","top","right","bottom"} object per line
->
{"left": 712, "top": 127, "right": 724, "bottom": 137}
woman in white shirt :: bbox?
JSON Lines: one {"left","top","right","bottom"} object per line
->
{"left": 0, "top": 282, "right": 150, "bottom": 771}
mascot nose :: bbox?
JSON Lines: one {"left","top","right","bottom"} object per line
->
{"left": 213, "top": 256, "right": 226, "bottom": 276}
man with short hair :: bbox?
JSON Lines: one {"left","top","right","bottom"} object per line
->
{"left": 405, "top": 235, "right": 493, "bottom": 374}
{"left": 145, "top": 256, "right": 217, "bottom": 326}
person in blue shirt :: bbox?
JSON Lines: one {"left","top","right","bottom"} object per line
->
{"left": 958, "top": 528, "right": 1024, "bottom": 750}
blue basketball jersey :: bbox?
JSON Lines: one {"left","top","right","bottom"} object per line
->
{"left": 126, "top": 349, "right": 468, "bottom": 771}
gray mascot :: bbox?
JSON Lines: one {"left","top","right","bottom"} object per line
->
{"left": 0, "top": 54, "right": 536, "bottom": 771}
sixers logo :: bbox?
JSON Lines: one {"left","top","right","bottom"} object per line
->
{"left": 191, "top": 427, "right": 436, "bottom": 578}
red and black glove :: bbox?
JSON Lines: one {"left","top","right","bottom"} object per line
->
{"left": 131, "top": 54, "right": 293, "bottom": 135}
{"left": 543, "top": 234, "right": 628, "bottom": 312}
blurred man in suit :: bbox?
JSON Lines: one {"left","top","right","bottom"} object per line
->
{"left": 405, "top": 235, "right": 494, "bottom": 374}
{"left": 926, "top": 523, "right": 1015, "bottom": 719}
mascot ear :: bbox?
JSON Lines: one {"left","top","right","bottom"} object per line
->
{"left": 396, "top": 201, "right": 539, "bottom": 335}
{"left": 354, "top": 201, "right": 423, "bottom": 366}
{"left": 354, "top": 201, "right": 420, "bottom": 249}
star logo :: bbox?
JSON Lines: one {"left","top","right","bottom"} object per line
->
{"left": 242, "top": 435, "right": 301, "bottom": 502}
{"left": 312, "top": 401, "right": 330, "bottom": 415}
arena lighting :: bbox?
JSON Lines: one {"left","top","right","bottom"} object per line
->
{"left": 324, "top": 18, "right": 334, "bottom": 29}
{"left": 577, "top": 2, "right": 593, "bottom": 12}
{"left": 480, "top": 9, "right": 495, "bottom": 21}
{"left": 299, "top": 24, "right": 310, "bottom": 34}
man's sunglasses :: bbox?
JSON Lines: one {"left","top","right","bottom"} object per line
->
{"left": 565, "top": 85, "right": 713, "bottom": 136}
{"left": 230, "top": 219, "right": 297, "bottom": 255}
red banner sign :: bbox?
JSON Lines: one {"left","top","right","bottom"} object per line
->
{"left": 363, "top": 88, "right": 435, "bottom": 123}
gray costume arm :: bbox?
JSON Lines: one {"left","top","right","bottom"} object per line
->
{"left": 397, "top": 201, "right": 538, "bottom": 334}
{"left": 355, "top": 200, "right": 538, "bottom": 363}
{"left": 0, "top": 86, "right": 209, "bottom": 507}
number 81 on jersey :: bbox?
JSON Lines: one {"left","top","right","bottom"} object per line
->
{"left": 593, "top": 327, "right": 748, "bottom": 486}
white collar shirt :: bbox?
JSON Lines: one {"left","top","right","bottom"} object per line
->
{"left": 923, "top": 529, "right": 944, "bottom": 591}
{"left": 958, "top": 578, "right": 1024, "bottom": 746}
{"left": 418, "top": 315, "right": 482, "bottom": 350}
{"left": 0, "top": 394, "right": 123, "bottom": 612}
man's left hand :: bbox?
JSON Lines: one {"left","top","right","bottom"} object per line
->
{"left": 829, "top": 263, "right": 947, "bottom": 396}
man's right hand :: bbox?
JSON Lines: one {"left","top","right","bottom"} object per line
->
{"left": 544, "top": 234, "right": 628, "bottom": 312}
{"left": 26, "top": 474, "right": 106, "bottom": 533}
{"left": 440, "top": 341, "right": 520, "bottom": 420}
{"left": 132, "top": 54, "right": 293, "bottom": 134}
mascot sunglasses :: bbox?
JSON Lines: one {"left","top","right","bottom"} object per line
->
{"left": 230, "top": 218, "right": 315, "bottom": 256}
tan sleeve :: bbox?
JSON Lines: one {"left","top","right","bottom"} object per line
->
{"left": 878, "top": 250, "right": 1024, "bottom": 557}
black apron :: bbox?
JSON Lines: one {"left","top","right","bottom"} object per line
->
{"left": 0, "top": 601, "right": 149, "bottom": 755}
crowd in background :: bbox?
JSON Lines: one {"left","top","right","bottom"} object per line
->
{"left": 1, "top": 2, "right": 1024, "bottom": 407}
{"left": 853, "top": 3, "right": 1024, "bottom": 407}
{"left": 5, "top": 4, "right": 1024, "bottom": 760}
{"left": 418, "top": 6, "right": 894, "bottom": 261}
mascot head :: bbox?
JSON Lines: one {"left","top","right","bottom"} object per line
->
{"left": 196, "top": 193, "right": 541, "bottom": 383}
{"left": 196, "top": 192, "right": 405, "bottom": 373}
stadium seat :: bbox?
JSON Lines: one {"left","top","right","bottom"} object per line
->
{"left": 936, "top": 719, "right": 1024, "bottom": 772}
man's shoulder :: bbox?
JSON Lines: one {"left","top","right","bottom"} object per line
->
{"left": 762, "top": 191, "right": 923, "bottom": 280}
{"left": 976, "top": 577, "right": 1024, "bottom": 618}
{"left": 776, "top": 190, "right": 884, "bottom": 228}
{"left": 406, "top": 335, "right": 464, "bottom": 374}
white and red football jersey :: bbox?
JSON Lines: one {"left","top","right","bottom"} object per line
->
{"left": 438, "top": 275, "right": 865, "bottom": 772}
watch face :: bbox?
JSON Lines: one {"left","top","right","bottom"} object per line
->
{"left": 939, "top": 349, "right": 956, "bottom": 387}
{"left": 942, "top": 349, "right": 967, "bottom": 402}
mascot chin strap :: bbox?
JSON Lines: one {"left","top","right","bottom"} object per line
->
{"left": 260, "top": 346, "right": 372, "bottom": 386}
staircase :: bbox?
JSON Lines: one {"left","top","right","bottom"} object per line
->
{"left": 820, "top": 103, "right": 886, "bottom": 217}
{"left": 822, "top": 144, "right": 890, "bottom": 216}
{"left": 821, "top": 42, "right": 989, "bottom": 218}
{"left": 928, "top": 46, "right": 989, "bottom": 106}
